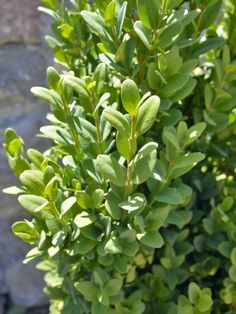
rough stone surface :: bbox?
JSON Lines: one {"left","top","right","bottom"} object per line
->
{"left": 5, "top": 262, "right": 48, "bottom": 307}
{"left": 0, "top": 0, "right": 41, "bottom": 45}
{"left": 0, "top": 0, "right": 52, "bottom": 308}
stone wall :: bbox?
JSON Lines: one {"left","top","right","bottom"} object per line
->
{"left": 0, "top": 0, "right": 52, "bottom": 311}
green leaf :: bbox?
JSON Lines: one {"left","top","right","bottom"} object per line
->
{"left": 60, "top": 196, "right": 77, "bottom": 217}
{"left": 63, "top": 75, "right": 89, "bottom": 98}
{"left": 119, "top": 229, "right": 136, "bottom": 242}
{"left": 167, "top": 0, "right": 184, "bottom": 10}
{"left": 136, "top": 95, "right": 160, "bottom": 135}
{"left": 122, "top": 240, "right": 139, "bottom": 256}
{"left": 121, "top": 79, "right": 140, "bottom": 114}
{"left": 229, "top": 265, "right": 236, "bottom": 282}
{"left": 158, "top": 21, "right": 183, "bottom": 49}
{"left": 31, "top": 87, "right": 62, "bottom": 108}
{"left": 185, "top": 122, "right": 206, "bottom": 146}
{"left": 76, "top": 191, "right": 91, "bottom": 209}
{"left": 77, "top": 118, "right": 97, "bottom": 143}
{"left": 113, "top": 255, "right": 127, "bottom": 274}
{"left": 52, "top": 226, "right": 69, "bottom": 246}
{"left": 116, "top": 132, "right": 130, "bottom": 160}
{"left": 81, "top": 224, "right": 103, "bottom": 241}
{"left": 80, "top": 11, "right": 106, "bottom": 37}
{"left": 3, "top": 186, "right": 25, "bottom": 195}
{"left": 58, "top": 23, "right": 74, "bottom": 39}
{"left": 198, "top": 294, "right": 213, "bottom": 312}
{"left": 119, "top": 193, "right": 146, "bottom": 212}
{"left": 198, "top": 0, "right": 221, "bottom": 31}
{"left": 162, "top": 74, "right": 189, "bottom": 97}
{"left": 192, "top": 37, "right": 224, "bottom": 58}
{"left": 105, "top": 193, "right": 122, "bottom": 220}
{"left": 38, "top": 6, "right": 60, "bottom": 19}
{"left": 163, "top": 129, "right": 180, "bottom": 151}
{"left": 105, "top": 238, "right": 122, "bottom": 254}
{"left": 170, "top": 78, "right": 197, "bottom": 102}
{"left": 137, "top": 0, "right": 160, "bottom": 29}
{"left": 132, "top": 142, "right": 158, "bottom": 184}
{"left": 116, "top": 1, "right": 127, "bottom": 37}
{"left": 93, "top": 267, "right": 109, "bottom": 287}
{"left": 12, "top": 220, "right": 38, "bottom": 244}
{"left": 231, "top": 248, "right": 236, "bottom": 265}
{"left": 44, "top": 176, "right": 58, "bottom": 200}
{"left": 188, "top": 282, "right": 201, "bottom": 304}
{"left": 137, "top": 230, "right": 164, "bottom": 248}
{"left": 20, "top": 170, "right": 45, "bottom": 195}
{"left": 91, "top": 301, "right": 108, "bottom": 314}
{"left": 178, "top": 295, "right": 193, "bottom": 314}
{"left": 27, "top": 149, "right": 44, "bottom": 169}
{"left": 134, "top": 21, "right": 152, "bottom": 50}
{"left": 72, "top": 237, "right": 97, "bottom": 255}
{"left": 41, "top": 0, "right": 58, "bottom": 10}
{"left": 74, "top": 212, "right": 95, "bottom": 228}
{"left": 218, "top": 241, "right": 232, "bottom": 258}
{"left": 105, "top": 277, "right": 123, "bottom": 296}
{"left": 93, "top": 63, "right": 107, "bottom": 97}
{"left": 104, "top": 108, "right": 130, "bottom": 135}
{"left": 165, "top": 46, "right": 183, "bottom": 76}
{"left": 7, "top": 138, "right": 21, "bottom": 154}
{"left": 97, "top": 155, "right": 127, "bottom": 187}
{"left": 104, "top": 0, "right": 116, "bottom": 26}
{"left": 170, "top": 153, "right": 205, "bottom": 179}
{"left": 40, "top": 126, "right": 73, "bottom": 144}
{"left": 18, "top": 195, "right": 52, "bottom": 218}
{"left": 147, "top": 63, "right": 163, "bottom": 90}
{"left": 91, "top": 189, "right": 104, "bottom": 209}
{"left": 23, "top": 247, "right": 43, "bottom": 264}
{"left": 155, "top": 187, "right": 183, "bottom": 204}
{"left": 98, "top": 289, "right": 109, "bottom": 306}
{"left": 75, "top": 281, "right": 99, "bottom": 302}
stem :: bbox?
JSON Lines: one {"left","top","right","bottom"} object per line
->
{"left": 92, "top": 94, "right": 103, "bottom": 154}
{"left": 91, "top": 94, "right": 107, "bottom": 189}
{"left": 51, "top": 202, "right": 61, "bottom": 221}
{"left": 62, "top": 96, "right": 81, "bottom": 154}
{"left": 122, "top": 114, "right": 137, "bottom": 222}
{"left": 148, "top": 149, "right": 183, "bottom": 206}
{"left": 94, "top": 113, "right": 103, "bottom": 154}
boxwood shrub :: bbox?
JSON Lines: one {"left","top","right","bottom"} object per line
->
{"left": 3, "top": 0, "right": 236, "bottom": 313}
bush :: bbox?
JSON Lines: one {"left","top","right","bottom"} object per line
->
{"left": 3, "top": 0, "right": 236, "bottom": 313}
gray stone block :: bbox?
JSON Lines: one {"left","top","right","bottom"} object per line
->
{"left": 0, "top": 0, "right": 41, "bottom": 45}
{"left": 5, "top": 262, "right": 48, "bottom": 307}
{"left": 0, "top": 0, "right": 52, "bottom": 305}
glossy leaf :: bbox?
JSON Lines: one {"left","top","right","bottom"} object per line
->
{"left": 136, "top": 96, "right": 160, "bottom": 135}
{"left": 97, "top": 155, "right": 127, "bottom": 186}
{"left": 121, "top": 79, "right": 140, "bottom": 114}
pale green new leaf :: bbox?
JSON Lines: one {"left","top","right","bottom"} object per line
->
{"left": 121, "top": 79, "right": 140, "bottom": 114}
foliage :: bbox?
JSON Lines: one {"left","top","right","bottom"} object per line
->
{"left": 3, "top": 0, "right": 236, "bottom": 313}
